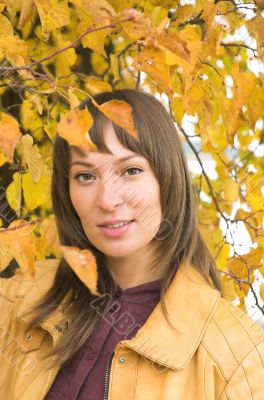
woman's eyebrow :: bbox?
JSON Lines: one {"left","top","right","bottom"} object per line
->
{"left": 70, "top": 155, "right": 142, "bottom": 168}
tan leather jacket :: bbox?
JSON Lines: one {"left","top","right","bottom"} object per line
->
{"left": 1, "top": 258, "right": 264, "bottom": 400}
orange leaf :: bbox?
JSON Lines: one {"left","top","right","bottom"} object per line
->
{"left": 158, "top": 30, "right": 190, "bottom": 62}
{"left": 133, "top": 47, "right": 172, "bottom": 95}
{"left": 60, "top": 245, "right": 100, "bottom": 296}
{"left": 92, "top": 99, "right": 139, "bottom": 139}
{"left": 56, "top": 108, "right": 97, "bottom": 151}
{"left": 0, "top": 220, "right": 36, "bottom": 279}
{"left": 0, "top": 112, "right": 22, "bottom": 162}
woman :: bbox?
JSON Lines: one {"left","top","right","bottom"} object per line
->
{"left": 0, "top": 89, "right": 263, "bottom": 400}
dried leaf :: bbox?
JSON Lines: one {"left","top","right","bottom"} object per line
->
{"left": 92, "top": 98, "right": 139, "bottom": 139}
{"left": 17, "top": 134, "right": 45, "bottom": 182}
{"left": 6, "top": 172, "right": 22, "bottom": 216}
{"left": 57, "top": 108, "right": 96, "bottom": 150}
{"left": 60, "top": 245, "right": 100, "bottom": 295}
{"left": 34, "top": 0, "right": 70, "bottom": 39}
{"left": 18, "top": 0, "right": 35, "bottom": 28}
{"left": 0, "top": 220, "right": 36, "bottom": 279}
{"left": 22, "top": 169, "right": 51, "bottom": 210}
{"left": 0, "top": 112, "right": 22, "bottom": 162}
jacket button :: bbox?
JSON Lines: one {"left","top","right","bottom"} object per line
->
{"left": 118, "top": 356, "right": 126, "bottom": 364}
{"left": 55, "top": 325, "right": 63, "bottom": 332}
{"left": 25, "top": 334, "right": 33, "bottom": 341}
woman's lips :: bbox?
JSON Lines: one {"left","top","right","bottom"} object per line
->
{"left": 98, "top": 220, "right": 135, "bottom": 238}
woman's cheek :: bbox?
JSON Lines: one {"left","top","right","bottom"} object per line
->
{"left": 69, "top": 184, "right": 88, "bottom": 217}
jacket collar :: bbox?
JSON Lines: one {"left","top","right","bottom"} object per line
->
{"left": 16, "top": 261, "right": 220, "bottom": 368}
{"left": 121, "top": 265, "right": 221, "bottom": 370}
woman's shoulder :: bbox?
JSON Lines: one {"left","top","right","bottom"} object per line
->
{"left": 0, "top": 258, "right": 59, "bottom": 303}
{"left": 202, "top": 296, "right": 264, "bottom": 380}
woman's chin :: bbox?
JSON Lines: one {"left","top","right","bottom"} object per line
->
{"left": 100, "top": 247, "right": 136, "bottom": 258}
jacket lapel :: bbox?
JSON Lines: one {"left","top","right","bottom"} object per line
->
{"left": 121, "top": 265, "right": 221, "bottom": 370}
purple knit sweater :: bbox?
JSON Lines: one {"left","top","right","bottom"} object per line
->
{"left": 45, "top": 277, "right": 163, "bottom": 400}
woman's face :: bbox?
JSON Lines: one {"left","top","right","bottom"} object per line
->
{"left": 68, "top": 121, "right": 162, "bottom": 258}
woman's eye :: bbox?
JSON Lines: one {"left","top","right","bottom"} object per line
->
{"left": 74, "top": 173, "right": 96, "bottom": 182}
{"left": 123, "top": 167, "right": 143, "bottom": 176}
{"left": 74, "top": 167, "right": 142, "bottom": 182}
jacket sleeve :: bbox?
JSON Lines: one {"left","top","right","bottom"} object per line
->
{"left": 219, "top": 341, "right": 264, "bottom": 400}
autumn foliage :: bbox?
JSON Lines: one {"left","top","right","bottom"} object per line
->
{"left": 0, "top": 0, "right": 263, "bottom": 315}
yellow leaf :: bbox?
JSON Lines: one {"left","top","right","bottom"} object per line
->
{"left": 55, "top": 32, "right": 77, "bottom": 66}
{"left": 204, "top": 122, "right": 227, "bottom": 153}
{"left": 119, "top": 8, "right": 152, "bottom": 41}
{"left": 68, "top": 88, "right": 80, "bottom": 109}
{"left": 18, "top": 0, "right": 35, "bottom": 28}
{"left": 0, "top": 14, "right": 13, "bottom": 37}
{"left": 248, "top": 87, "right": 264, "bottom": 126}
{"left": 232, "top": 71, "right": 257, "bottom": 110}
{"left": 198, "top": 202, "right": 219, "bottom": 226}
{"left": 34, "top": 0, "right": 70, "bottom": 40}
{"left": 256, "top": 229, "right": 264, "bottom": 250}
{"left": 235, "top": 209, "right": 264, "bottom": 243}
{"left": 171, "top": 96, "right": 184, "bottom": 123}
{"left": 222, "top": 178, "right": 239, "bottom": 203}
{"left": 5, "top": 0, "right": 22, "bottom": 19}
{"left": 0, "top": 148, "right": 8, "bottom": 167}
{"left": 60, "top": 245, "right": 100, "bottom": 295}
{"left": 85, "top": 76, "right": 112, "bottom": 95}
{"left": 92, "top": 98, "right": 139, "bottom": 139}
{"left": 0, "top": 112, "right": 22, "bottom": 162}
{"left": 57, "top": 108, "right": 96, "bottom": 150}
{"left": 226, "top": 257, "right": 253, "bottom": 296}
{"left": 260, "top": 284, "right": 264, "bottom": 303}
{"left": 221, "top": 98, "right": 244, "bottom": 145}
{"left": 132, "top": 47, "right": 172, "bottom": 95}
{"left": 245, "top": 173, "right": 264, "bottom": 212}
{"left": 220, "top": 274, "right": 237, "bottom": 302}
{"left": 73, "top": 0, "right": 116, "bottom": 24}
{"left": 158, "top": 30, "right": 190, "bottom": 62}
{"left": 6, "top": 172, "right": 22, "bottom": 216}
{"left": 22, "top": 169, "right": 51, "bottom": 210}
{"left": 0, "top": 35, "right": 29, "bottom": 67}
{"left": 81, "top": 25, "right": 107, "bottom": 56}
{"left": 110, "top": 54, "right": 121, "bottom": 83}
{"left": 36, "top": 215, "right": 60, "bottom": 259}
{"left": 0, "top": 219, "right": 36, "bottom": 279}
{"left": 216, "top": 243, "right": 230, "bottom": 271}
{"left": 178, "top": 25, "right": 203, "bottom": 81}
{"left": 0, "top": 235, "right": 14, "bottom": 272}
{"left": 44, "top": 119, "right": 58, "bottom": 142}
{"left": 199, "top": 224, "right": 223, "bottom": 256}
{"left": 17, "top": 135, "right": 45, "bottom": 182}
{"left": 90, "top": 52, "right": 109, "bottom": 75}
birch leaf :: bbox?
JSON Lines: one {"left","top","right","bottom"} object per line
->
{"left": 0, "top": 219, "right": 36, "bottom": 279}
{"left": 17, "top": 134, "right": 45, "bottom": 182}
{"left": 92, "top": 98, "right": 139, "bottom": 139}
{"left": 6, "top": 172, "right": 22, "bottom": 216}
{"left": 0, "top": 112, "right": 22, "bottom": 162}
{"left": 57, "top": 108, "right": 96, "bottom": 150}
{"left": 60, "top": 245, "right": 100, "bottom": 295}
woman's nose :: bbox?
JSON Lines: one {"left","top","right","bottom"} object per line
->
{"left": 95, "top": 178, "right": 125, "bottom": 211}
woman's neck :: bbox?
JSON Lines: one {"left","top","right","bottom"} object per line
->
{"left": 105, "top": 245, "right": 166, "bottom": 290}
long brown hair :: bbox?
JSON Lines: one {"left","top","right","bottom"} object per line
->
{"left": 26, "top": 88, "right": 221, "bottom": 367}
